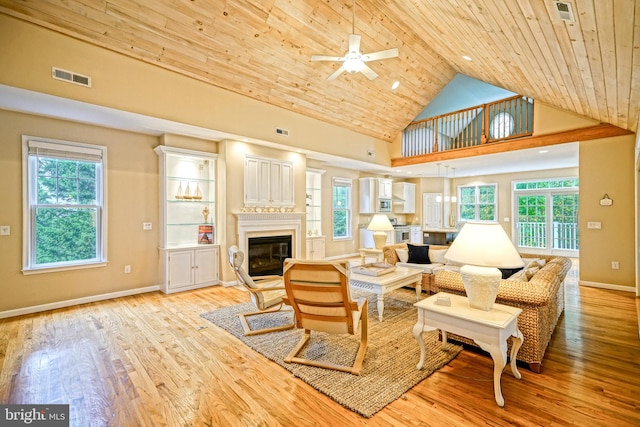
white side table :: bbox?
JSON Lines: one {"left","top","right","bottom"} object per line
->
{"left": 413, "top": 292, "right": 523, "bottom": 407}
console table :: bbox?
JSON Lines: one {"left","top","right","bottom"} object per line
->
{"left": 413, "top": 292, "right": 523, "bottom": 407}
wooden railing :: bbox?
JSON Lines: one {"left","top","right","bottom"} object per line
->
{"left": 401, "top": 95, "right": 534, "bottom": 157}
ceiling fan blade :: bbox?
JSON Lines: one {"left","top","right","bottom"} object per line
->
{"left": 311, "top": 55, "right": 346, "bottom": 62}
{"left": 348, "top": 34, "right": 361, "bottom": 53}
{"left": 362, "top": 48, "right": 399, "bottom": 62}
{"left": 327, "top": 66, "right": 345, "bottom": 81}
{"left": 359, "top": 63, "right": 378, "bottom": 80}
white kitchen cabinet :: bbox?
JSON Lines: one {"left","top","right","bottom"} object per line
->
{"left": 306, "top": 236, "right": 325, "bottom": 260}
{"left": 410, "top": 226, "right": 422, "bottom": 244}
{"left": 360, "top": 177, "right": 394, "bottom": 214}
{"left": 393, "top": 182, "right": 416, "bottom": 214}
{"left": 244, "top": 155, "right": 294, "bottom": 207}
{"left": 163, "top": 246, "right": 219, "bottom": 294}
{"left": 378, "top": 178, "right": 393, "bottom": 199}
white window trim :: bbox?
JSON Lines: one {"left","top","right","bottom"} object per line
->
{"left": 458, "top": 183, "right": 498, "bottom": 222}
{"left": 332, "top": 177, "right": 352, "bottom": 241}
{"left": 22, "top": 135, "right": 108, "bottom": 274}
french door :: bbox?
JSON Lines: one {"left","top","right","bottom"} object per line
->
{"left": 514, "top": 191, "right": 579, "bottom": 255}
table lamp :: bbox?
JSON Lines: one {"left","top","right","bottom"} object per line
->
{"left": 444, "top": 222, "right": 523, "bottom": 310}
{"left": 367, "top": 214, "right": 394, "bottom": 250}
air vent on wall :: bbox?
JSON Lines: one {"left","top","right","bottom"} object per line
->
{"left": 52, "top": 67, "right": 92, "bottom": 87}
{"left": 553, "top": 1, "right": 575, "bottom": 22}
{"left": 275, "top": 127, "right": 289, "bottom": 136}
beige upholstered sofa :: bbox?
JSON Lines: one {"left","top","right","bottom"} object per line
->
{"left": 435, "top": 255, "right": 571, "bottom": 373}
{"left": 382, "top": 243, "right": 454, "bottom": 294}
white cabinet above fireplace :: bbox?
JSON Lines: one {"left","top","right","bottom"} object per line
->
{"left": 244, "top": 155, "right": 294, "bottom": 207}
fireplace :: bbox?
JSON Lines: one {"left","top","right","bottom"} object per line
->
{"left": 248, "top": 235, "right": 292, "bottom": 276}
{"left": 234, "top": 211, "right": 304, "bottom": 275}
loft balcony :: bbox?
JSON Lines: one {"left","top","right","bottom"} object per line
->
{"left": 401, "top": 95, "right": 534, "bottom": 158}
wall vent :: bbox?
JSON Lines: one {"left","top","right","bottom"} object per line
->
{"left": 275, "top": 127, "right": 289, "bottom": 136}
{"left": 52, "top": 67, "right": 92, "bottom": 87}
{"left": 553, "top": 1, "right": 575, "bottom": 22}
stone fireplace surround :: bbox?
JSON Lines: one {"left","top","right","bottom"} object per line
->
{"left": 234, "top": 212, "right": 304, "bottom": 271}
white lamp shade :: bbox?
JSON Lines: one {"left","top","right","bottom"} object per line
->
{"left": 445, "top": 222, "right": 523, "bottom": 268}
{"left": 367, "top": 214, "right": 394, "bottom": 231}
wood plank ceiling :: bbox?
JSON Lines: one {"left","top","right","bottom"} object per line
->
{"left": 0, "top": 0, "right": 638, "bottom": 142}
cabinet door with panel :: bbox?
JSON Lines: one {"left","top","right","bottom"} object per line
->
{"left": 165, "top": 246, "right": 219, "bottom": 294}
{"left": 306, "top": 236, "right": 325, "bottom": 260}
{"left": 378, "top": 178, "right": 393, "bottom": 199}
{"left": 244, "top": 155, "right": 294, "bottom": 207}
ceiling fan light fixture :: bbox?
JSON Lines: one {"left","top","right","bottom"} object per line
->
{"left": 344, "top": 57, "right": 363, "bottom": 73}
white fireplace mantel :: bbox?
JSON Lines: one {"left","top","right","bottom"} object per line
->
{"left": 234, "top": 212, "right": 304, "bottom": 268}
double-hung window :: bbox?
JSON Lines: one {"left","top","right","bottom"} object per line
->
{"left": 458, "top": 183, "right": 497, "bottom": 222}
{"left": 23, "top": 136, "right": 107, "bottom": 273}
{"left": 332, "top": 177, "right": 352, "bottom": 240}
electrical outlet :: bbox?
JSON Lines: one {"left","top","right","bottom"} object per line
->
{"left": 611, "top": 261, "right": 619, "bottom": 270}
{"left": 143, "top": 222, "right": 152, "bottom": 230}
{"left": 0, "top": 225, "right": 9, "bottom": 236}
{"left": 587, "top": 221, "right": 602, "bottom": 229}
{"left": 124, "top": 265, "right": 132, "bottom": 274}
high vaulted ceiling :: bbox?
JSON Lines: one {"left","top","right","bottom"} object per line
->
{"left": 0, "top": 0, "right": 638, "bottom": 143}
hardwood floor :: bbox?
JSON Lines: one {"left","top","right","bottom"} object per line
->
{"left": 1, "top": 263, "right": 639, "bottom": 426}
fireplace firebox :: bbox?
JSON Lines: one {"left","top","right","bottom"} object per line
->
{"left": 247, "top": 235, "right": 292, "bottom": 276}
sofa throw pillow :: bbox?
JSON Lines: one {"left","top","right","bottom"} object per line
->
{"left": 499, "top": 266, "right": 524, "bottom": 279}
{"left": 429, "top": 248, "right": 448, "bottom": 264}
{"left": 508, "top": 268, "right": 529, "bottom": 281}
{"left": 407, "top": 244, "right": 431, "bottom": 264}
{"left": 395, "top": 248, "right": 409, "bottom": 263}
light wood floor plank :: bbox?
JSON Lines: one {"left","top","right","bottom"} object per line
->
{"left": 1, "top": 269, "right": 638, "bottom": 426}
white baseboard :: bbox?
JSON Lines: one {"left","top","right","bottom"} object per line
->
{"left": 579, "top": 280, "right": 636, "bottom": 293}
{"left": 0, "top": 285, "right": 161, "bottom": 319}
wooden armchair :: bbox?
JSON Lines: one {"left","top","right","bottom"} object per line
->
{"left": 227, "top": 246, "right": 294, "bottom": 336}
{"left": 282, "top": 259, "right": 368, "bottom": 375}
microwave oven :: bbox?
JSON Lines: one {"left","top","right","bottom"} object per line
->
{"left": 378, "top": 198, "right": 392, "bottom": 212}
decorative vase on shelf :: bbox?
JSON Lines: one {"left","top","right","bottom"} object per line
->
{"left": 183, "top": 183, "right": 192, "bottom": 199}
{"left": 193, "top": 183, "right": 203, "bottom": 200}
{"left": 175, "top": 182, "right": 184, "bottom": 200}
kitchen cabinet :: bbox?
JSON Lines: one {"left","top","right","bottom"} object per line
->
{"left": 306, "top": 236, "right": 325, "bottom": 260}
{"left": 410, "top": 226, "right": 422, "bottom": 244}
{"left": 378, "top": 178, "right": 393, "bottom": 199}
{"left": 164, "top": 246, "right": 219, "bottom": 294}
{"left": 360, "top": 177, "right": 394, "bottom": 214}
{"left": 244, "top": 155, "right": 294, "bottom": 207}
{"left": 393, "top": 182, "right": 416, "bottom": 214}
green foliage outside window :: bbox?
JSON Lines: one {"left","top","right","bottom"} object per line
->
{"left": 34, "top": 157, "right": 100, "bottom": 265}
{"left": 459, "top": 184, "right": 496, "bottom": 221}
{"left": 332, "top": 182, "right": 351, "bottom": 239}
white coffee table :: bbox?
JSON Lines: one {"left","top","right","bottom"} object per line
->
{"left": 413, "top": 292, "right": 523, "bottom": 407}
{"left": 349, "top": 266, "right": 423, "bottom": 321}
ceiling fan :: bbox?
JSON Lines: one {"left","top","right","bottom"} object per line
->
{"left": 311, "top": 1, "right": 399, "bottom": 81}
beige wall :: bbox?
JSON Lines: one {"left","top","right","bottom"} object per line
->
{"left": 0, "top": 14, "right": 636, "bottom": 315}
{"left": 0, "top": 15, "right": 392, "bottom": 167}
{"left": 0, "top": 110, "right": 161, "bottom": 312}
{"left": 579, "top": 135, "right": 636, "bottom": 288}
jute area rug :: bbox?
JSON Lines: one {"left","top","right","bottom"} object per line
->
{"left": 200, "top": 288, "right": 462, "bottom": 418}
